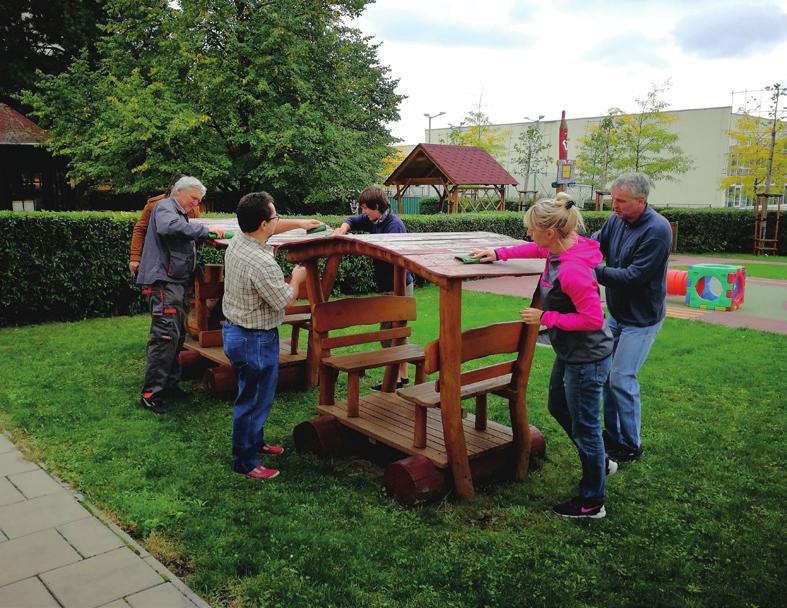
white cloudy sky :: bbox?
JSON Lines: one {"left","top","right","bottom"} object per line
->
{"left": 353, "top": 0, "right": 787, "bottom": 144}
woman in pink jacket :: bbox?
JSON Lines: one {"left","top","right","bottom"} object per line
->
{"left": 472, "top": 197, "right": 615, "bottom": 519}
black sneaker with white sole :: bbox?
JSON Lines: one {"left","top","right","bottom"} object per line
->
{"left": 140, "top": 394, "right": 168, "bottom": 414}
{"left": 371, "top": 378, "right": 410, "bottom": 391}
{"left": 610, "top": 444, "right": 644, "bottom": 463}
{"left": 553, "top": 496, "right": 606, "bottom": 519}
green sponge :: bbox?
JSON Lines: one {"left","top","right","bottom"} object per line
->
{"left": 208, "top": 231, "right": 234, "bottom": 239}
{"left": 455, "top": 254, "right": 487, "bottom": 264}
{"left": 306, "top": 224, "right": 327, "bottom": 234}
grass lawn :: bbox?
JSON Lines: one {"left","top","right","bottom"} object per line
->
{"left": 0, "top": 286, "right": 785, "bottom": 607}
{"left": 670, "top": 263, "right": 787, "bottom": 281}
{"left": 678, "top": 253, "right": 787, "bottom": 263}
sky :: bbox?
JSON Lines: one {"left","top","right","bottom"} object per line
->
{"left": 352, "top": 0, "right": 787, "bottom": 145}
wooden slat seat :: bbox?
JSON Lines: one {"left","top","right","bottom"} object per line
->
{"left": 315, "top": 295, "right": 426, "bottom": 418}
{"left": 397, "top": 373, "right": 512, "bottom": 408}
{"left": 323, "top": 344, "right": 425, "bottom": 373}
{"left": 403, "top": 321, "right": 532, "bottom": 449}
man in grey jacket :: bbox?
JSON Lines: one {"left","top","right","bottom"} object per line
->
{"left": 137, "top": 176, "right": 226, "bottom": 413}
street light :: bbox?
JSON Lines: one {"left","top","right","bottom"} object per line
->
{"left": 523, "top": 114, "right": 545, "bottom": 195}
{"left": 424, "top": 111, "right": 446, "bottom": 143}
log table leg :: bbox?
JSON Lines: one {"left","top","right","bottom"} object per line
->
{"left": 303, "top": 261, "right": 325, "bottom": 388}
{"left": 439, "top": 281, "right": 474, "bottom": 501}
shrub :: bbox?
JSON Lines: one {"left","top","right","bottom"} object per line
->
{"left": 1, "top": 208, "right": 784, "bottom": 326}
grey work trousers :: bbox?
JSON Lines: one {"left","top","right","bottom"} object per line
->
{"left": 141, "top": 281, "right": 188, "bottom": 397}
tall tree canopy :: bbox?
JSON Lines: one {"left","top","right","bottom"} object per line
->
{"left": 20, "top": 0, "right": 402, "bottom": 208}
{"left": 722, "top": 84, "right": 785, "bottom": 202}
{"left": 513, "top": 124, "right": 549, "bottom": 197}
{"left": 0, "top": 0, "right": 108, "bottom": 107}
{"left": 576, "top": 82, "right": 693, "bottom": 187}
{"left": 576, "top": 113, "right": 619, "bottom": 195}
{"left": 442, "top": 96, "right": 509, "bottom": 159}
{"left": 612, "top": 81, "right": 693, "bottom": 182}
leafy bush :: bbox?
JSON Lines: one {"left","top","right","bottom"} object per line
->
{"left": 1, "top": 208, "right": 784, "bottom": 326}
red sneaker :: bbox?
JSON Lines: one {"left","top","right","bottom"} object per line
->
{"left": 245, "top": 465, "right": 280, "bottom": 480}
{"left": 260, "top": 444, "right": 284, "bottom": 456}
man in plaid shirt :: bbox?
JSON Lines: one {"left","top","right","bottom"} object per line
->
{"left": 222, "top": 192, "right": 315, "bottom": 479}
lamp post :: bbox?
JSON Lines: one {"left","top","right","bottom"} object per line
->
{"left": 424, "top": 111, "right": 446, "bottom": 143}
{"left": 524, "top": 114, "right": 545, "bottom": 196}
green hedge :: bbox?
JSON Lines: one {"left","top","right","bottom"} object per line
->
{"left": 1, "top": 209, "right": 785, "bottom": 326}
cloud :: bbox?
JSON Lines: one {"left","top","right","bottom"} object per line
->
{"left": 364, "top": 13, "right": 530, "bottom": 50}
{"left": 587, "top": 35, "right": 669, "bottom": 67}
{"left": 673, "top": 5, "right": 787, "bottom": 58}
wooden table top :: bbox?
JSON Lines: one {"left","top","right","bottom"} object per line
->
{"left": 191, "top": 218, "right": 544, "bottom": 282}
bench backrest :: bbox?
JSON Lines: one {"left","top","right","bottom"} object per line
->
{"left": 313, "top": 296, "right": 416, "bottom": 350}
{"left": 425, "top": 321, "right": 526, "bottom": 387}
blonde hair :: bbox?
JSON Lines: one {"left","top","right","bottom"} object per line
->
{"left": 524, "top": 196, "right": 585, "bottom": 237}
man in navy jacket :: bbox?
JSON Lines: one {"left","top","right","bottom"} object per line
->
{"left": 593, "top": 172, "right": 672, "bottom": 462}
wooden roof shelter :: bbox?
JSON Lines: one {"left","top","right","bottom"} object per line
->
{"left": 0, "top": 103, "right": 67, "bottom": 210}
{"left": 384, "top": 143, "right": 518, "bottom": 214}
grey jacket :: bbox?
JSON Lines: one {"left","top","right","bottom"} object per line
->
{"left": 136, "top": 197, "right": 209, "bottom": 285}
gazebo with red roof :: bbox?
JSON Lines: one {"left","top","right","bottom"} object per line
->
{"left": 0, "top": 103, "right": 66, "bottom": 210}
{"left": 384, "top": 143, "right": 518, "bottom": 214}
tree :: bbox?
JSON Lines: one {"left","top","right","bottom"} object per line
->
{"left": 612, "top": 81, "right": 693, "bottom": 182}
{"left": 513, "top": 124, "right": 549, "bottom": 197}
{"left": 0, "top": 0, "right": 108, "bottom": 107}
{"left": 722, "top": 83, "right": 786, "bottom": 201}
{"left": 576, "top": 112, "right": 620, "bottom": 196}
{"left": 20, "top": 0, "right": 402, "bottom": 209}
{"left": 442, "top": 95, "right": 510, "bottom": 159}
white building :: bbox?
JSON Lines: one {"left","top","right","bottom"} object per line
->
{"left": 426, "top": 106, "right": 783, "bottom": 209}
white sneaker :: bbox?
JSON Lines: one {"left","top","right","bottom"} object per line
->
{"left": 606, "top": 457, "right": 618, "bottom": 477}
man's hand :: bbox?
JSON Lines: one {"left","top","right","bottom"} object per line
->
{"left": 332, "top": 223, "right": 351, "bottom": 236}
{"left": 129, "top": 261, "right": 140, "bottom": 274}
{"left": 288, "top": 265, "right": 308, "bottom": 305}
{"left": 207, "top": 226, "right": 226, "bottom": 238}
{"left": 300, "top": 219, "right": 322, "bottom": 231}
{"left": 470, "top": 248, "right": 497, "bottom": 263}
{"left": 520, "top": 307, "right": 543, "bottom": 326}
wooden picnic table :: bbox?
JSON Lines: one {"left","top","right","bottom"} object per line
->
{"left": 196, "top": 220, "right": 545, "bottom": 500}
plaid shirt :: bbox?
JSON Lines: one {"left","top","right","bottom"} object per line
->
{"left": 222, "top": 233, "right": 293, "bottom": 330}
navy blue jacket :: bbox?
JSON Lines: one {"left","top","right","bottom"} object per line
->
{"left": 343, "top": 211, "right": 413, "bottom": 292}
{"left": 593, "top": 206, "right": 672, "bottom": 327}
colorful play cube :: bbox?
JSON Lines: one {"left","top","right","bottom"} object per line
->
{"left": 685, "top": 264, "right": 745, "bottom": 311}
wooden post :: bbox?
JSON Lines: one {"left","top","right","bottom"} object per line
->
{"left": 439, "top": 281, "right": 474, "bottom": 500}
{"left": 509, "top": 290, "right": 541, "bottom": 480}
{"left": 304, "top": 260, "right": 325, "bottom": 387}
{"left": 396, "top": 184, "right": 404, "bottom": 215}
{"left": 383, "top": 265, "right": 408, "bottom": 391}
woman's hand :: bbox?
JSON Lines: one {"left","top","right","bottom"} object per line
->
{"left": 520, "top": 307, "right": 543, "bottom": 325}
{"left": 470, "top": 248, "right": 497, "bottom": 263}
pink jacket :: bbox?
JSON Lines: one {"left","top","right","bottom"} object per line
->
{"left": 495, "top": 236, "right": 606, "bottom": 332}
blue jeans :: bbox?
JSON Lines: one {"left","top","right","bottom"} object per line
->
{"left": 603, "top": 315, "right": 664, "bottom": 451}
{"left": 548, "top": 355, "right": 612, "bottom": 500}
{"left": 223, "top": 322, "right": 280, "bottom": 474}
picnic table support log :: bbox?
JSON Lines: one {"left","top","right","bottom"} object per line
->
{"left": 383, "top": 265, "right": 409, "bottom": 392}
{"left": 439, "top": 281, "right": 474, "bottom": 500}
{"left": 304, "top": 260, "right": 326, "bottom": 387}
{"left": 509, "top": 290, "right": 541, "bottom": 480}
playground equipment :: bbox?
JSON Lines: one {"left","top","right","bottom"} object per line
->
{"left": 666, "top": 264, "right": 746, "bottom": 311}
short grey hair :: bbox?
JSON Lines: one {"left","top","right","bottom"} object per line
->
{"left": 611, "top": 172, "right": 650, "bottom": 201}
{"left": 172, "top": 176, "right": 207, "bottom": 196}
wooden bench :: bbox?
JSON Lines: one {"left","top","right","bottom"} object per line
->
{"left": 398, "top": 321, "right": 527, "bottom": 449}
{"left": 314, "top": 295, "right": 426, "bottom": 417}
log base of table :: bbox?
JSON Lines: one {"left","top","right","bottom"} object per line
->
{"left": 183, "top": 336, "right": 307, "bottom": 394}
{"left": 384, "top": 455, "right": 448, "bottom": 507}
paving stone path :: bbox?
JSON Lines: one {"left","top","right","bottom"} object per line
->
{"left": 0, "top": 433, "right": 209, "bottom": 608}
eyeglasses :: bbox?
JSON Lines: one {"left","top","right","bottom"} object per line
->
{"left": 268, "top": 215, "right": 279, "bottom": 222}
